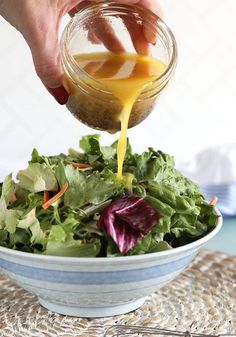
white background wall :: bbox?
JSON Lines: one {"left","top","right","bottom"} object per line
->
{"left": 0, "top": 0, "right": 236, "bottom": 178}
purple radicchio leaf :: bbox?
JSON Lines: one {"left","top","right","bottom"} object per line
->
{"left": 97, "top": 194, "right": 161, "bottom": 254}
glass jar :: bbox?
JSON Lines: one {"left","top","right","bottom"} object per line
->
{"left": 60, "top": 1, "right": 177, "bottom": 132}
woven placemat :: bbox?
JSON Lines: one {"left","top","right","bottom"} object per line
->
{"left": 0, "top": 250, "right": 236, "bottom": 337}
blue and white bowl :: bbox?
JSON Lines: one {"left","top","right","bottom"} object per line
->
{"left": 201, "top": 183, "right": 236, "bottom": 216}
{"left": 0, "top": 207, "right": 222, "bottom": 318}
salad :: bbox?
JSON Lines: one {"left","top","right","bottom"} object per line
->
{"left": 0, "top": 135, "right": 218, "bottom": 257}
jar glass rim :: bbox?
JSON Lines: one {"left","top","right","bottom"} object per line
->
{"left": 60, "top": 1, "right": 177, "bottom": 95}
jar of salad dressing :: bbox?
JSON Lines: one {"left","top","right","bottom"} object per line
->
{"left": 60, "top": 1, "right": 177, "bottom": 133}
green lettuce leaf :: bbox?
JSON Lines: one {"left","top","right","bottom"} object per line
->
{"left": 0, "top": 174, "right": 15, "bottom": 209}
{"left": 5, "top": 210, "right": 19, "bottom": 234}
{"left": 9, "top": 228, "right": 31, "bottom": 250}
{"left": 62, "top": 165, "right": 123, "bottom": 208}
{"left": 170, "top": 213, "right": 207, "bottom": 238}
{"left": 44, "top": 239, "right": 101, "bottom": 257}
{"left": 0, "top": 229, "right": 8, "bottom": 246}
{"left": 127, "top": 234, "right": 171, "bottom": 255}
{"left": 79, "top": 134, "right": 101, "bottom": 154}
{"left": 18, "top": 208, "right": 46, "bottom": 246}
{"left": 17, "top": 163, "right": 58, "bottom": 192}
{"left": 0, "top": 134, "right": 218, "bottom": 256}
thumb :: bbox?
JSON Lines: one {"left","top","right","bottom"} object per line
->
{"left": 25, "top": 18, "right": 68, "bottom": 105}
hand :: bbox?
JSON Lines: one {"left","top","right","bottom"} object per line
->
{"left": 0, "top": 0, "right": 162, "bottom": 105}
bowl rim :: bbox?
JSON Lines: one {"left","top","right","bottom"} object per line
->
{"left": 0, "top": 207, "right": 222, "bottom": 263}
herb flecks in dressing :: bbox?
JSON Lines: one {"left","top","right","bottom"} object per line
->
{"left": 74, "top": 52, "right": 165, "bottom": 179}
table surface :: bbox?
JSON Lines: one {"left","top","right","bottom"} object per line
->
{"left": 0, "top": 250, "right": 236, "bottom": 336}
{"left": 205, "top": 216, "right": 236, "bottom": 255}
{"left": 0, "top": 217, "right": 235, "bottom": 336}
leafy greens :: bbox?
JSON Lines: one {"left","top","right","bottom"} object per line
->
{"left": 0, "top": 135, "right": 218, "bottom": 257}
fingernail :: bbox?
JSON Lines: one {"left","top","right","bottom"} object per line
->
{"left": 136, "top": 43, "right": 151, "bottom": 56}
{"left": 143, "top": 28, "right": 157, "bottom": 45}
{"left": 47, "top": 86, "right": 69, "bottom": 105}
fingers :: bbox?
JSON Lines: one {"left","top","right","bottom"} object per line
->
{"left": 70, "top": 0, "right": 162, "bottom": 56}
{"left": 138, "top": 0, "right": 163, "bottom": 17}
{"left": 113, "top": 0, "right": 162, "bottom": 17}
{"left": 139, "top": 0, "right": 163, "bottom": 45}
{"left": 29, "top": 31, "right": 61, "bottom": 88}
{"left": 87, "top": 30, "right": 102, "bottom": 45}
{"left": 70, "top": 3, "right": 102, "bottom": 45}
{"left": 31, "top": 38, "right": 68, "bottom": 104}
{"left": 68, "top": 0, "right": 91, "bottom": 17}
{"left": 123, "top": 16, "right": 150, "bottom": 55}
{"left": 70, "top": 1, "right": 124, "bottom": 52}
{"left": 113, "top": 0, "right": 162, "bottom": 53}
{"left": 87, "top": 16, "right": 125, "bottom": 53}
{"left": 0, "top": 0, "right": 70, "bottom": 104}
{"left": 24, "top": 15, "right": 68, "bottom": 104}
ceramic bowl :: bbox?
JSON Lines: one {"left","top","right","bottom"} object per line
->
{"left": 0, "top": 207, "right": 222, "bottom": 318}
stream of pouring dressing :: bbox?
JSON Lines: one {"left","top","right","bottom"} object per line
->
{"left": 74, "top": 52, "right": 165, "bottom": 180}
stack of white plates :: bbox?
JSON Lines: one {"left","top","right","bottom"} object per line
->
{"left": 200, "top": 183, "right": 236, "bottom": 216}
{"left": 178, "top": 144, "right": 236, "bottom": 217}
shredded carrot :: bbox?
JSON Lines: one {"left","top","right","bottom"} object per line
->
{"left": 209, "top": 196, "right": 218, "bottom": 206}
{"left": 11, "top": 193, "right": 17, "bottom": 202}
{"left": 43, "top": 191, "right": 49, "bottom": 203}
{"left": 42, "top": 182, "right": 69, "bottom": 210}
{"left": 140, "top": 182, "right": 147, "bottom": 189}
{"left": 68, "top": 162, "right": 92, "bottom": 169}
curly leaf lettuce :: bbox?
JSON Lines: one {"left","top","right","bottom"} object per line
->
{"left": 17, "top": 163, "right": 58, "bottom": 192}
{"left": 0, "top": 134, "right": 219, "bottom": 257}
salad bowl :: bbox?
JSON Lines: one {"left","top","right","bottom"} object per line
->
{"left": 0, "top": 210, "right": 222, "bottom": 318}
{"left": 0, "top": 135, "right": 223, "bottom": 317}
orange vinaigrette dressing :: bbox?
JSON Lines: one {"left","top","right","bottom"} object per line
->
{"left": 73, "top": 52, "right": 166, "bottom": 180}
